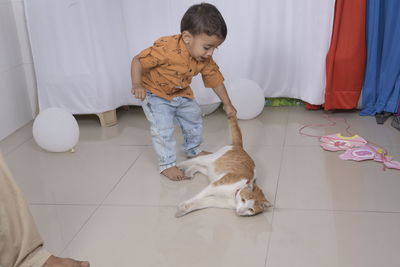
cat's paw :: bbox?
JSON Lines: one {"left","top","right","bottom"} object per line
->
{"left": 176, "top": 161, "right": 190, "bottom": 169}
{"left": 264, "top": 200, "right": 273, "bottom": 209}
{"left": 175, "top": 202, "right": 192, "bottom": 217}
{"left": 175, "top": 209, "right": 187, "bottom": 218}
{"left": 183, "top": 170, "right": 195, "bottom": 178}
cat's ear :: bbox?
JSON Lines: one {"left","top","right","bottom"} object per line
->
{"left": 251, "top": 178, "right": 257, "bottom": 191}
{"left": 246, "top": 184, "right": 253, "bottom": 191}
{"left": 245, "top": 178, "right": 254, "bottom": 190}
{"left": 246, "top": 181, "right": 254, "bottom": 191}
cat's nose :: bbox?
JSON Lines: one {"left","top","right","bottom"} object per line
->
{"left": 236, "top": 207, "right": 246, "bottom": 215}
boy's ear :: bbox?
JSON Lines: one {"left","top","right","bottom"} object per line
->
{"left": 182, "top": 31, "right": 193, "bottom": 44}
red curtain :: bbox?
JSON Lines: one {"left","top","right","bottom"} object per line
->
{"left": 306, "top": 0, "right": 366, "bottom": 110}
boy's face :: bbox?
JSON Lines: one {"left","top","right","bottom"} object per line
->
{"left": 182, "top": 31, "right": 224, "bottom": 62}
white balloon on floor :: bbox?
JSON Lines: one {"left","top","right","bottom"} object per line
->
{"left": 200, "top": 102, "right": 220, "bottom": 116}
{"left": 228, "top": 79, "right": 265, "bottom": 120}
{"left": 33, "top": 107, "right": 79, "bottom": 152}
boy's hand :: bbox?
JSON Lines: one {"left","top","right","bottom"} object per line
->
{"left": 132, "top": 86, "right": 146, "bottom": 101}
{"left": 223, "top": 103, "right": 237, "bottom": 118}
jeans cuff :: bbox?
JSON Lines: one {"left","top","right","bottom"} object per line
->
{"left": 185, "top": 147, "right": 202, "bottom": 157}
{"left": 160, "top": 162, "right": 176, "bottom": 172}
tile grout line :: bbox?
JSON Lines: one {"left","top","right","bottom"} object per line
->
{"left": 28, "top": 203, "right": 400, "bottom": 214}
{"left": 263, "top": 109, "right": 289, "bottom": 267}
{"left": 59, "top": 148, "right": 144, "bottom": 255}
{"left": 3, "top": 136, "right": 33, "bottom": 157}
{"left": 268, "top": 207, "right": 400, "bottom": 214}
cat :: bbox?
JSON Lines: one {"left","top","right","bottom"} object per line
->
{"left": 175, "top": 115, "right": 271, "bottom": 217}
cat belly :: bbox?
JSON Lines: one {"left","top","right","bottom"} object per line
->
{"left": 212, "top": 179, "right": 248, "bottom": 198}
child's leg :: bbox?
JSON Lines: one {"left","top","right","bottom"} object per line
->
{"left": 141, "top": 93, "right": 184, "bottom": 180}
{"left": 175, "top": 98, "right": 204, "bottom": 157}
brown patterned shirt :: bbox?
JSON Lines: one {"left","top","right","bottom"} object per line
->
{"left": 137, "top": 34, "right": 224, "bottom": 100}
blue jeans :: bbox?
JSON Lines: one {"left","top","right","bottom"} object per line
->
{"left": 141, "top": 92, "right": 203, "bottom": 172}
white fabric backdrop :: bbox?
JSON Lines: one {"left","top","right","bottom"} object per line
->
{"left": 25, "top": 0, "right": 335, "bottom": 114}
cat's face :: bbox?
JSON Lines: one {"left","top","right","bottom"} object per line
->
{"left": 235, "top": 183, "right": 271, "bottom": 216}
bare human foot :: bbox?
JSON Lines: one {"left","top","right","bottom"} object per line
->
{"left": 43, "top": 255, "right": 90, "bottom": 267}
{"left": 187, "top": 151, "right": 212, "bottom": 159}
{"left": 161, "top": 166, "right": 185, "bottom": 181}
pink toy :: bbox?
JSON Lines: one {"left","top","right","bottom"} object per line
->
{"left": 319, "top": 133, "right": 400, "bottom": 170}
{"left": 339, "top": 144, "right": 400, "bottom": 170}
{"left": 320, "top": 134, "right": 367, "bottom": 151}
{"left": 299, "top": 115, "right": 400, "bottom": 171}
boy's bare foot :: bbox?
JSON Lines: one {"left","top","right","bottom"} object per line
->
{"left": 187, "top": 151, "right": 212, "bottom": 159}
{"left": 43, "top": 255, "right": 90, "bottom": 267}
{"left": 161, "top": 166, "right": 186, "bottom": 181}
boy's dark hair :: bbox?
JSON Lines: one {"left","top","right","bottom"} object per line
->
{"left": 181, "top": 3, "right": 227, "bottom": 39}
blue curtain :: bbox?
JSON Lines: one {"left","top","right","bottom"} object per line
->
{"left": 360, "top": 0, "right": 400, "bottom": 116}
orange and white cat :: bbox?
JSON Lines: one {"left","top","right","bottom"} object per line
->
{"left": 176, "top": 116, "right": 271, "bottom": 217}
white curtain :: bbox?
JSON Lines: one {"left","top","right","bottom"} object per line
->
{"left": 25, "top": 0, "right": 335, "bottom": 114}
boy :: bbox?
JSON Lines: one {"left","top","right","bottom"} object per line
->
{"left": 131, "top": 3, "right": 236, "bottom": 181}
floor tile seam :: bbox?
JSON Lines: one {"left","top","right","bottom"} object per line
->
{"left": 2, "top": 136, "right": 33, "bottom": 156}
{"left": 263, "top": 127, "right": 287, "bottom": 266}
{"left": 283, "top": 144, "right": 321, "bottom": 148}
{"left": 263, "top": 207, "right": 276, "bottom": 267}
{"left": 271, "top": 146, "right": 285, "bottom": 208}
{"left": 245, "top": 144, "right": 285, "bottom": 147}
{"left": 28, "top": 203, "right": 400, "bottom": 214}
{"left": 118, "top": 144, "right": 152, "bottom": 147}
{"left": 263, "top": 141, "right": 285, "bottom": 267}
{"left": 59, "top": 202, "right": 102, "bottom": 255}
{"left": 282, "top": 107, "right": 290, "bottom": 148}
{"left": 272, "top": 207, "right": 400, "bottom": 214}
{"left": 98, "top": 149, "right": 144, "bottom": 206}
{"left": 28, "top": 202, "right": 174, "bottom": 207}
{"left": 59, "top": 149, "right": 144, "bottom": 254}
{"left": 76, "top": 143, "right": 150, "bottom": 148}
{"left": 99, "top": 203, "right": 176, "bottom": 208}
{"left": 28, "top": 203, "right": 98, "bottom": 207}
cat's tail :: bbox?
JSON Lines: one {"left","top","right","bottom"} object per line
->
{"left": 228, "top": 115, "right": 243, "bottom": 147}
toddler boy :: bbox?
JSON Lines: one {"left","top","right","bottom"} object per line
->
{"left": 131, "top": 3, "right": 236, "bottom": 180}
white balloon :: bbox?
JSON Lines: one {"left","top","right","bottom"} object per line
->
{"left": 200, "top": 102, "right": 220, "bottom": 116}
{"left": 228, "top": 79, "right": 265, "bottom": 120}
{"left": 33, "top": 108, "right": 79, "bottom": 152}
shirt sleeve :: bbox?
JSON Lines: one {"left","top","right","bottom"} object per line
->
{"left": 137, "top": 39, "right": 168, "bottom": 71}
{"left": 201, "top": 57, "right": 225, "bottom": 88}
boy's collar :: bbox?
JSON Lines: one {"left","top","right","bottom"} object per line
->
{"left": 178, "top": 34, "right": 191, "bottom": 59}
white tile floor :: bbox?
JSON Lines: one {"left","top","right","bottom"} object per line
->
{"left": 1, "top": 106, "right": 400, "bottom": 267}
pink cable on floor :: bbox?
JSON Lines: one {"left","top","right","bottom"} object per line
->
{"left": 299, "top": 115, "right": 353, "bottom": 137}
